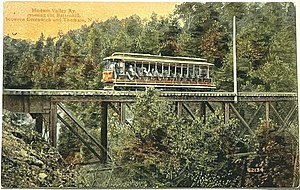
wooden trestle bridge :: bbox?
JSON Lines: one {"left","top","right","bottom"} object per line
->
{"left": 3, "top": 89, "right": 298, "bottom": 162}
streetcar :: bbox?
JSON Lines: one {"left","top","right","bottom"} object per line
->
{"left": 101, "top": 52, "right": 216, "bottom": 91}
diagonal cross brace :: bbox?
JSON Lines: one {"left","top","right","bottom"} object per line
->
{"left": 57, "top": 114, "right": 103, "bottom": 161}
{"left": 206, "top": 102, "right": 215, "bottom": 113}
{"left": 229, "top": 103, "right": 255, "bottom": 136}
{"left": 270, "top": 103, "right": 285, "bottom": 125}
{"left": 277, "top": 104, "right": 298, "bottom": 133}
{"left": 57, "top": 103, "right": 111, "bottom": 160}
{"left": 238, "top": 103, "right": 263, "bottom": 138}
{"left": 182, "top": 103, "right": 196, "bottom": 120}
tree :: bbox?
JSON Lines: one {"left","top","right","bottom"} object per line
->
{"left": 175, "top": 2, "right": 224, "bottom": 57}
{"left": 44, "top": 37, "right": 56, "bottom": 62}
{"left": 33, "top": 33, "right": 45, "bottom": 63}
{"left": 159, "top": 17, "right": 182, "bottom": 56}
{"left": 124, "top": 15, "right": 143, "bottom": 38}
{"left": 135, "top": 13, "right": 161, "bottom": 54}
{"left": 249, "top": 57, "right": 297, "bottom": 92}
{"left": 3, "top": 36, "right": 31, "bottom": 88}
{"left": 199, "top": 21, "right": 229, "bottom": 67}
{"left": 32, "top": 55, "right": 63, "bottom": 89}
{"left": 14, "top": 51, "right": 37, "bottom": 88}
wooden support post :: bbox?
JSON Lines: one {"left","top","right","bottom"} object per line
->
{"left": 224, "top": 103, "right": 230, "bottom": 123}
{"left": 200, "top": 102, "right": 206, "bottom": 123}
{"left": 292, "top": 152, "right": 299, "bottom": 187}
{"left": 265, "top": 102, "right": 270, "bottom": 128}
{"left": 101, "top": 102, "right": 108, "bottom": 163}
{"left": 31, "top": 113, "right": 43, "bottom": 134}
{"left": 35, "top": 113, "right": 43, "bottom": 134}
{"left": 176, "top": 102, "right": 183, "bottom": 116}
{"left": 120, "top": 103, "right": 126, "bottom": 123}
{"left": 49, "top": 102, "right": 57, "bottom": 147}
{"left": 110, "top": 103, "right": 132, "bottom": 127}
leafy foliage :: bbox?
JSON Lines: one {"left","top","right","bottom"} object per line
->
{"left": 244, "top": 121, "right": 296, "bottom": 187}
{"left": 75, "top": 89, "right": 297, "bottom": 188}
{"left": 80, "top": 89, "right": 243, "bottom": 188}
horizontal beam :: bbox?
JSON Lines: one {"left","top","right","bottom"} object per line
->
{"left": 4, "top": 89, "right": 297, "bottom": 98}
{"left": 3, "top": 95, "right": 51, "bottom": 113}
{"left": 3, "top": 89, "right": 297, "bottom": 103}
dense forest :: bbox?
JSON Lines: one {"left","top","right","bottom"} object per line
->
{"left": 2, "top": 2, "right": 298, "bottom": 188}
{"left": 4, "top": 2, "right": 297, "bottom": 92}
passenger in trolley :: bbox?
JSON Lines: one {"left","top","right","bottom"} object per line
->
{"left": 126, "top": 65, "right": 139, "bottom": 80}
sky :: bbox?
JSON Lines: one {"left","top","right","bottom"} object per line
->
{"left": 4, "top": 2, "right": 179, "bottom": 41}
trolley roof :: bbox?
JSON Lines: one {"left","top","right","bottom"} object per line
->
{"left": 104, "top": 52, "right": 214, "bottom": 66}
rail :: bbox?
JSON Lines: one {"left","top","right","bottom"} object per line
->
{"left": 3, "top": 89, "right": 297, "bottom": 97}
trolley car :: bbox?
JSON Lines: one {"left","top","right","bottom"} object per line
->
{"left": 102, "top": 52, "right": 216, "bottom": 91}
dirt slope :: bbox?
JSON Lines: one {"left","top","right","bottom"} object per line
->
{"left": 1, "top": 121, "right": 78, "bottom": 188}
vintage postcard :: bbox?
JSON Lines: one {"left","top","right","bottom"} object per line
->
{"left": 2, "top": 1, "right": 299, "bottom": 188}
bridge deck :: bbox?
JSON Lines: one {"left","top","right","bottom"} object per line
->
{"left": 3, "top": 89, "right": 297, "bottom": 102}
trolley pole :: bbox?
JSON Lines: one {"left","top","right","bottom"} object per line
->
{"left": 233, "top": 16, "right": 238, "bottom": 103}
{"left": 295, "top": 1, "right": 300, "bottom": 187}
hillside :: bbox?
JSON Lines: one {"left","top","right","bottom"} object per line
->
{"left": 1, "top": 119, "right": 78, "bottom": 188}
